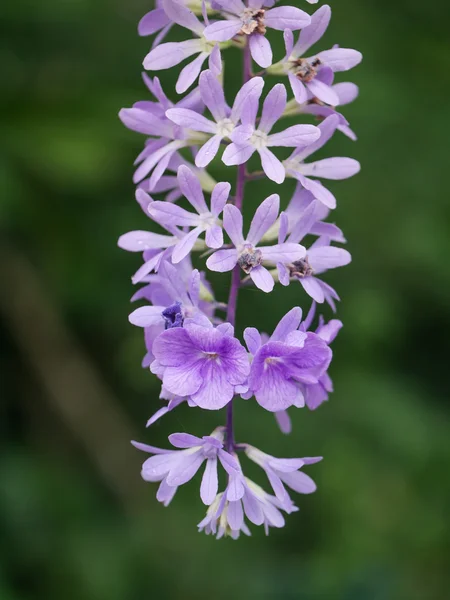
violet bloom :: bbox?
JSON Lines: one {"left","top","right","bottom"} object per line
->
{"left": 148, "top": 165, "right": 231, "bottom": 261}
{"left": 204, "top": 0, "right": 311, "bottom": 69}
{"left": 143, "top": 0, "right": 222, "bottom": 94}
{"left": 284, "top": 114, "right": 360, "bottom": 208}
{"left": 119, "top": 74, "right": 207, "bottom": 186}
{"left": 278, "top": 199, "right": 351, "bottom": 306}
{"left": 132, "top": 428, "right": 240, "bottom": 505}
{"left": 151, "top": 321, "right": 250, "bottom": 410}
{"left": 223, "top": 82, "right": 320, "bottom": 183}
{"left": 166, "top": 70, "right": 264, "bottom": 167}
{"left": 245, "top": 445, "right": 322, "bottom": 506}
{"left": 206, "top": 194, "right": 306, "bottom": 293}
{"left": 244, "top": 307, "right": 331, "bottom": 411}
{"left": 272, "top": 5, "right": 362, "bottom": 106}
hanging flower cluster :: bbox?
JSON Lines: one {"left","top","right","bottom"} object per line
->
{"left": 119, "top": 0, "right": 361, "bottom": 539}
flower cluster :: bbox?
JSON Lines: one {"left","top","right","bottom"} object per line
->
{"left": 119, "top": 0, "right": 361, "bottom": 538}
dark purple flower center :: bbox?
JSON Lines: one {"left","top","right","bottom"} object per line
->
{"left": 289, "top": 257, "right": 314, "bottom": 278}
{"left": 162, "top": 302, "right": 184, "bottom": 329}
{"left": 292, "top": 58, "right": 321, "bottom": 83}
{"left": 240, "top": 9, "right": 266, "bottom": 36}
{"left": 238, "top": 246, "right": 263, "bottom": 274}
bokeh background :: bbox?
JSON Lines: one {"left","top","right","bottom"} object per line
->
{"left": 2, "top": 1, "right": 450, "bottom": 598}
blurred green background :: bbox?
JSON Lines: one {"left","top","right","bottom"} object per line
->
{"left": 1, "top": 1, "right": 450, "bottom": 598}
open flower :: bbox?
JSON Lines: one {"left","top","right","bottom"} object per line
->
{"left": 166, "top": 71, "right": 264, "bottom": 167}
{"left": 223, "top": 82, "right": 320, "bottom": 183}
{"left": 284, "top": 114, "right": 360, "bottom": 208}
{"left": 148, "top": 165, "right": 231, "bottom": 260}
{"left": 272, "top": 5, "right": 362, "bottom": 105}
{"left": 204, "top": 0, "right": 311, "bottom": 68}
{"left": 244, "top": 307, "right": 332, "bottom": 411}
{"left": 151, "top": 320, "right": 250, "bottom": 409}
{"left": 132, "top": 428, "right": 240, "bottom": 505}
{"left": 143, "top": 0, "right": 222, "bottom": 94}
{"left": 206, "top": 194, "right": 306, "bottom": 292}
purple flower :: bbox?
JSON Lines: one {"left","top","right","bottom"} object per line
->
{"left": 132, "top": 428, "right": 240, "bottom": 505}
{"left": 151, "top": 321, "right": 250, "bottom": 409}
{"left": 166, "top": 70, "right": 264, "bottom": 167}
{"left": 119, "top": 74, "right": 207, "bottom": 186}
{"left": 244, "top": 307, "right": 332, "bottom": 411}
{"left": 148, "top": 165, "right": 231, "bottom": 260}
{"left": 278, "top": 198, "right": 351, "bottom": 307}
{"left": 223, "top": 82, "right": 320, "bottom": 183}
{"left": 206, "top": 194, "right": 306, "bottom": 293}
{"left": 275, "top": 5, "right": 362, "bottom": 106}
{"left": 143, "top": 0, "right": 222, "bottom": 94}
{"left": 284, "top": 114, "right": 360, "bottom": 208}
{"left": 245, "top": 445, "right": 322, "bottom": 506}
{"left": 198, "top": 464, "right": 296, "bottom": 538}
{"left": 204, "top": 0, "right": 311, "bottom": 68}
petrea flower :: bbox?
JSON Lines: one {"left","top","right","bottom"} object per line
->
{"left": 166, "top": 70, "right": 264, "bottom": 167}
{"left": 245, "top": 445, "right": 322, "bottom": 506}
{"left": 223, "top": 82, "right": 320, "bottom": 183}
{"left": 206, "top": 194, "right": 306, "bottom": 293}
{"left": 143, "top": 0, "right": 223, "bottom": 94}
{"left": 132, "top": 428, "right": 240, "bottom": 505}
{"left": 284, "top": 114, "right": 360, "bottom": 208}
{"left": 243, "top": 307, "right": 332, "bottom": 411}
{"left": 278, "top": 200, "right": 351, "bottom": 306}
{"left": 204, "top": 0, "right": 311, "bottom": 69}
{"left": 271, "top": 5, "right": 362, "bottom": 106}
{"left": 148, "top": 165, "right": 231, "bottom": 260}
{"left": 151, "top": 320, "right": 250, "bottom": 409}
{"left": 119, "top": 74, "right": 207, "bottom": 186}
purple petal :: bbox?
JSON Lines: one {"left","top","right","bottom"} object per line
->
{"left": 199, "top": 69, "right": 228, "bottom": 121}
{"left": 252, "top": 362, "right": 303, "bottom": 411}
{"left": 176, "top": 52, "right": 208, "bottom": 94}
{"left": 308, "top": 246, "right": 351, "bottom": 273}
{"left": 249, "top": 265, "right": 275, "bottom": 293}
{"left": 227, "top": 499, "right": 244, "bottom": 530}
{"left": 149, "top": 201, "right": 199, "bottom": 226}
{"left": 242, "top": 491, "right": 264, "bottom": 525}
{"left": 191, "top": 362, "right": 235, "bottom": 409}
{"left": 292, "top": 114, "right": 340, "bottom": 161}
{"left": 172, "top": 227, "right": 202, "bottom": 263}
{"left": 247, "top": 194, "right": 280, "bottom": 245}
{"left": 268, "top": 124, "right": 320, "bottom": 147}
{"left": 156, "top": 478, "right": 178, "bottom": 506}
{"left": 152, "top": 327, "right": 196, "bottom": 367}
{"left": 259, "top": 83, "right": 286, "bottom": 134}
{"left": 131, "top": 440, "right": 167, "bottom": 454}
{"left": 261, "top": 242, "right": 306, "bottom": 264}
{"left": 226, "top": 475, "right": 245, "bottom": 502}
{"left": 166, "top": 450, "right": 205, "bottom": 486}
{"left": 201, "top": 458, "right": 219, "bottom": 505}
{"left": 288, "top": 74, "right": 308, "bottom": 104}
{"left": 297, "top": 175, "right": 337, "bottom": 209}
{"left": 143, "top": 39, "right": 202, "bottom": 70}
{"left": 138, "top": 8, "right": 170, "bottom": 36}
{"left": 266, "top": 469, "right": 290, "bottom": 505}
{"left": 317, "top": 48, "right": 363, "bottom": 72}
{"left": 283, "top": 28, "right": 294, "bottom": 58}
{"left": 211, "top": 182, "right": 231, "bottom": 216}
{"left": 278, "top": 262, "right": 290, "bottom": 286}
{"left": 249, "top": 33, "right": 273, "bottom": 68}
{"left": 243, "top": 327, "right": 262, "bottom": 355}
{"left": 317, "top": 319, "right": 343, "bottom": 344}
{"left": 129, "top": 306, "right": 164, "bottom": 328}
{"left": 278, "top": 212, "right": 289, "bottom": 244}
{"left": 288, "top": 201, "right": 318, "bottom": 243}
{"left": 206, "top": 249, "right": 238, "bottom": 272}
{"left": 293, "top": 5, "right": 331, "bottom": 57}
{"left": 334, "top": 82, "right": 359, "bottom": 105}
{"left": 300, "top": 276, "right": 325, "bottom": 303}
{"left": 222, "top": 142, "right": 256, "bottom": 166}
{"left": 231, "top": 77, "right": 264, "bottom": 124}
{"left": 163, "top": 0, "right": 205, "bottom": 35}
{"left": 195, "top": 134, "right": 223, "bottom": 167}
{"left": 223, "top": 204, "right": 244, "bottom": 246}
{"left": 168, "top": 433, "right": 203, "bottom": 448}
{"left": 204, "top": 18, "right": 242, "bottom": 42}
{"left": 230, "top": 124, "right": 253, "bottom": 145}
{"left": 271, "top": 307, "right": 303, "bottom": 342}
{"left": 258, "top": 148, "right": 285, "bottom": 183}
{"left": 177, "top": 165, "right": 209, "bottom": 212}
{"left": 118, "top": 230, "right": 174, "bottom": 252}
{"left": 300, "top": 157, "right": 361, "bottom": 180}
{"left": 278, "top": 470, "right": 317, "bottom": 494}
{"left": 208, "top": 44, "right": 222, "bottom": 74}
{"left": 275, "top": 410, "right": 292, "bottom": 434}
{"left": 264, "top": 6, "right": 311, "bottom": 31}
{"left": 205, "top": 225, "right": 224, "bottom": 249}
{"left": 307, "top": 79, "right": 340, "bottom": 105}
{"left": 166, "top": 107, "right": 217, "bottom": 133}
